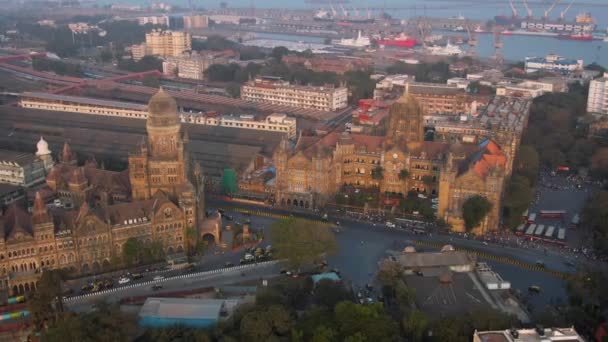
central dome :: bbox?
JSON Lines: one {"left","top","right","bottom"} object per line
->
{"left": 147, "top": 88, "right": 179, "bottom": 127}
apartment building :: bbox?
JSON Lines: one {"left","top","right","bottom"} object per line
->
{"left": 588, "top": 73, "right": 608, "bottom": 115}
{"left": 241, "top": 77, "right": 348, "bottom": 112}
{"left": 145, "top": 30, "right": 192, "bottom": 58}
{"left": 137, "top": 15, "right": 170, "bottom": 27}
{"left": 162, "top": 51, "right": 231, "bottom": 80}
{"left": 183, "top": 15, "right": 209, "bottom": 29}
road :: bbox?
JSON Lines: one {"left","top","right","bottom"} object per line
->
{"left": 211, "top": 203, "right": 586, "bottom": 313}
{"left": 65, "top": 261, "right": 282, "bottom": 313}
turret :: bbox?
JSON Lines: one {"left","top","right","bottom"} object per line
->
{"left": 32, "top": 191, "right": 51, "bottom": 224}
{"left": 61, "top": 142, "right": 76, "bottom": 165}
{"left": 35, "top": 136, "right": 54, "bottom": 171}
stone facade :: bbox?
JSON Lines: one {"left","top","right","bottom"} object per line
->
{"left": 0, "top": 89, "right": 206, "bottom": 296}
{"left": 275, "top": 92, "right": 512, "bottom": 234}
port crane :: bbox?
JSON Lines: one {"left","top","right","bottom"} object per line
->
{"left": 464, "top": 21, "right": 477, "bottom": 57}
{"left": 544, "top": 0, "right": 561, "bottom": 20}
{"left": 523, "top": 0, "right": 533, "bottom": 18}
{"left": 492, "top": 27, "right": 504, "bottom": 66}
{"left": 560, "top": 0, "right": 575, "bottom": 21}
{"left": 508, "top": 0, "right": 518, "bottom": 18}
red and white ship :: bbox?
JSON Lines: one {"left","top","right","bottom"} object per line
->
{"left": 557, "top": 32, "right": 593, "bottom": 41}
{"left": 376, "top": 33, "right": 417, "bottom": 48}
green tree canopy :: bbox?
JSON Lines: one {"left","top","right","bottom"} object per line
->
{"left": 313, "top": 279, "right": 352, "bottom": 309}
{"left": 28, "top": 269, "right": 68, "bottom": 330}
{"left": 240, "top": 305, "right": 293, "bottom": 342}
{"left": 43, "top": 302, "right": 137, "bottom": 342}
{"left": 581, "top": 191, "right": 608, "bottom": 255}
{"left": 462, "top": 195, "right": 493, "bottom": 230}
{"left": 334, "top": 301, "right": 400, "bottom": 341}
{"left": 269, "top": 218, "right": 337, "bottom": 269}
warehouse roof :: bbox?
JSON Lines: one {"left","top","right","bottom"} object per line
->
{"left": 139, "top": 298, "right": 238, "bottom": 320}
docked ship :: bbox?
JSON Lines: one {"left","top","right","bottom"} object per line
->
{"left": 557, "top": 32, "right": 594, "bottom": 41}
{"left": 376, "top": 33, "right": 417, "bottom": 48}
{"left": 425, "top": 40, "right": 463, "bottom": 56}
{"left": 332, "top": 30, "right": 371, "bottom": 48}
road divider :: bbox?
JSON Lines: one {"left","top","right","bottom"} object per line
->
{"left": 412, "top": 240, "right": 569, "bottom": 279}
{"left": 64, "top": 260, "right": 280, "bottom": 303}
{"left": 219, "top": 207, "right": 332, "bottom": 225}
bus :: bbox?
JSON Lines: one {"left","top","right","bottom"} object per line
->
{"left": 571, "top": 213, "right": 580, "bottom": 227}
{"left": 525, "top": 224, "right": 536, "bottom": 236}
{"left": 534, "top": 224, "right": 545, "bottom": 237}
{"left": 544, "top": 226, "right": 555, "bottom": 240}
{"left": 527, "top": 213, "right": 537, "bottom": 224}
{"left": 557, "top": 228, "right": 566, "bottom": 241}
{"left": 539, "top": 210, "right": 567, "bottom": 219}
{"left": 515, "top": 224, "right": 526, "bottom": 236}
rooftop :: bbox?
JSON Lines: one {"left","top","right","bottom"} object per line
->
{"left": 474, "top": 327, "right": 584, "bottom": 342}
{"left": 139, "top": 297, "right": 238, "bottom": 320}
{"left": 0, "top": 149, "right": 36, "bottom": 167}
{"left": 246, "top": 78, "right": 346, "bottom": 94}
{"left": 21, "top": 92, "right": 148, "bottom": 112}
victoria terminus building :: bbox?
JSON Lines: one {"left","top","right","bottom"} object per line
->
{"left": 0, "top": 89, "right": 206, "bottom": 295}
{"left": 275, "top": 90, "right": 529, "bottom": 235}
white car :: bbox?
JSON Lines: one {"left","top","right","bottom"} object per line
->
{"left": 118, "top": 277, "right": 130, "bottom": 285}
{"left": 386, "top": 222, "right": 396, "bottom": 228}
{"left": 244, "top": 253, "right": 255, "bottom": 261}
{"left": 153, "top": 275, "right": 165, "bottom": 281}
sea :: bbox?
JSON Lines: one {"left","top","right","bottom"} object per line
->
{"left": 104, "top": 0, "right": 608, "bottom": 66}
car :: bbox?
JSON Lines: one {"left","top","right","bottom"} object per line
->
{"left": 118, "top": 277, "right": 130, "bottom": 285}
{"left": 225, "top": 261, "right": 234, "bottom": 267}
{"left": 153, "top": 275, "right": 165, "bottom": 281}
{"left": 528, "top": 285, "right": 541, "bottom": 293}
{"left": 244, "top": 253, "right": 255, "bottom": 261}
{"left": 417, "top": 194, "right": 427, "bottom": 199}
{"left": 132, "top": 273, "right": 143, "bottom": 280}
{"left": 431, "top": 198, "right": 439, "bottom": 204}
{"left": 386, "top": 222, "right": 396, "bottom": 228}
{"left": 151, "top": 284, "right": 163, "bottom": 291}
{"left": 53, "top": 199, "right": 62, "bottom": 207}
{"left": 535, "top": 260, "right": 545, "bottom": 268}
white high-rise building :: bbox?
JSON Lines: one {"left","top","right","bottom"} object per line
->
{"left": 588, "top": 73, "right": 608, "bottom": 115}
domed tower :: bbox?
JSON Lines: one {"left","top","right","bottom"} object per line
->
{"left": 129, "top": 88, "right": 188, "bottom": 201}
{"left": 35, "top": 136, "right": 54, "bottom": 171}
{"left": 146, "top": 87, "right": 182, "bottom": 158}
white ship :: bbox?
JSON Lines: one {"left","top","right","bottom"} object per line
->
{"left": 332, "top": 30, "right": 371, "bottom": 48}
{"left": 425, "top": 40, "right": 463, "bottom": 56}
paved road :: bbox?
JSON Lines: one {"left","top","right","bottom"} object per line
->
{"left": 216, "top": 205, "right": 583, "bottom": 313}
{"left": 66, "top": 261, "right": 283, "bottom": 313}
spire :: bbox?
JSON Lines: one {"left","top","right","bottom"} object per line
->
{"left": 62, "top": 142, "right": 73, "bottom": 163}
{"left": 32, "top": 191, "right": 50, "bottom": 224}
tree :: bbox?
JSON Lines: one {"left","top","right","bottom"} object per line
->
{"left": 43, "top": 302, "right": 138, "bottom": 342}
{"left": 581, "top": 191, "right": 608, "bottom": 255}
{"left": 399, "top": 169, "right": 410, "bottom": 180}
{"left": 513, "top": 145, "right": 539, "bottom": 186}
{"left": 141, "top": 326, "right": 212, "bottom": 342}
{"left": 122, "top": 237, "right": 142, "bottom": 267}
{"left": 269, "top": 218, "right": 337, "bottom": 269}
{"left": 462, "top": 195, "right": 492, "bottom": 230}
{"left": 240, "top": 305, "right": 293, "bottom": 342}
{"left": 312, "top": 325, "right": 338, "bottom": 342}
{"left": 402, "top": 309, "right": 429, "bottom": 342}
{"left": 271, "top": 46, "right": 289, "bottom": 61}
{"left": 28, "top": 269, "right": 68, "bottom": 330}
{"left": 371, "top": 166, "right": 384, "bottom": 180}
{"left": 502, "top": 175, "right": 534, "bottom": 229}
{"left": 334, "top": 301, "right": 400, "bottom": 341}
{"left": 313, "top": 279, "right": 352, "bottom": 308}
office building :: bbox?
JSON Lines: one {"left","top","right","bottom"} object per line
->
{"left": 0, "top": 143, "right": 52, "bottom": 187}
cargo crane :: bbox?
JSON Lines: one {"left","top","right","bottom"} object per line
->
{"left": 544, "top": 0, "right": 561, "bottom": 20}
{"left": 560, "top": 0, "right": 575, "bottom": 21}
{"left": 508, "top": 0, "right": 518, "bottom": 18}
{"left": 523, "top": 0, "right": 533, "bottom": 18}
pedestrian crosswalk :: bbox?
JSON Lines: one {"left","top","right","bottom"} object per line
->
{"left": 412, "top": 240, "right": 568, "bottom": 279}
